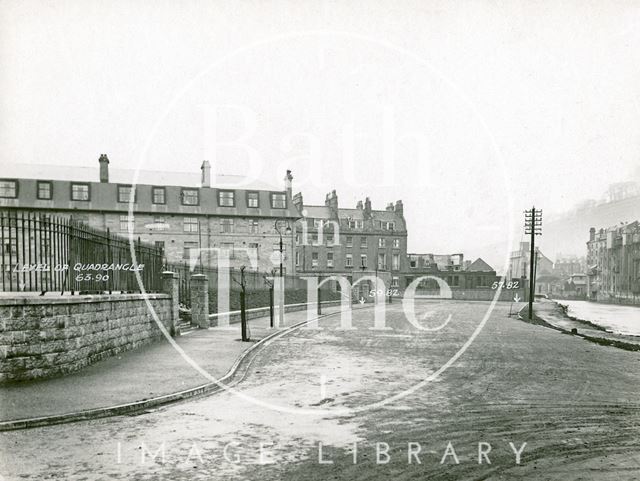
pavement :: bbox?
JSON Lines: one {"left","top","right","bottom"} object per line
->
{"left": 533, "top": 298, "right": 640, "bottom": 349}
{"left": 0, "top": 305, "right": 347, "bottom": 425}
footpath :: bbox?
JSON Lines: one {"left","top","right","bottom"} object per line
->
{"left": 532, "top": 299, "right": 640, "bottom": 351}
{"left": 0, "top": 305, "right": 347, "bottom": 429}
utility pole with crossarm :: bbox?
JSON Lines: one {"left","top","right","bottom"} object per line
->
{"left": 524, "top": 207, "right": 543, "bottom": 320}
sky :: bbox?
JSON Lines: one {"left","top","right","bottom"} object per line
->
{"left": 1, "top": 0, "right": 639, "bottom": 273}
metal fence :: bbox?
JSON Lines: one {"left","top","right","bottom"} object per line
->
{"left": 164, "top": 261, "right": 342, "bottom": 310}
{"left": 1, "top": 210, "right": 165, "bottom": 294}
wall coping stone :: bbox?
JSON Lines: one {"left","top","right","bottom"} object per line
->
{"left": 0, "top": 293, "right": 170, "bottom": 307}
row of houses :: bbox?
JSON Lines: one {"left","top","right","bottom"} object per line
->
{"left": 0, "top": 154, "right": 501, "bottom": 295}
{"left": 587, "top": 221, "right": 640, "bottom": 303}
{"left": 506, "top": 221, "right": 640, "bottom": 304}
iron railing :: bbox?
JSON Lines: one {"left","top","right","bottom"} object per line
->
{"left": 164, "top": 261, "right": 342, "bottom": 310}
{"left": 1, "top": 210, "right": 165, "bottom": 294}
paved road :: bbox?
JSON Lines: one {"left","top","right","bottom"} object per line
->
{"left": 1, "top": 301, "right": 639, "bottom": 480}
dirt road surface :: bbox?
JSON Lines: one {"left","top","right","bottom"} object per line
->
{"left": 1, "top": 301, "right": 639, "bottom": 480}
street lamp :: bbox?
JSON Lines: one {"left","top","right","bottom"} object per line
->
{"left": 274, "top": 219, "right": 292, "bottom": 278}
{"left": 359, "top": 256, "right": 367, "bottom": 303}
{"left": 375, "top": 248, "right": 379, "bottom": 304}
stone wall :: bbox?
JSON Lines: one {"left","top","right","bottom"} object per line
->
{"left": 413, "top": 287, "right": 528, "bottom": 302}
{"left": 0, "top": 293, "right": 173, "bottom": 383}
{"left": 209, "top": 299, "right": 345, "bottom": 326}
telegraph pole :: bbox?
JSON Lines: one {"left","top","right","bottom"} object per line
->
{"left": 534, "top": 251, "right": 540, "bottom": 295}
{"left": 524, "top": 207, "right": 542, "bottom": 320}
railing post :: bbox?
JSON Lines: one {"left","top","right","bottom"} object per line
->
{"left": 240, "top": 266, "right": 248, "bottom": 341}
{"left": 269, "top": 285, "right": 274, "bottom": 328}
{"left": 240, "top": 290, "right": 248, "bottom": 341}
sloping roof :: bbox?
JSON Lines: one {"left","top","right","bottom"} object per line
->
{"left": 7, "top": 163, "right": 280, "bottom": 190}
{"left": 466, "top": 258, "right": 495, "bottom": 272}
{"left": 301, "top": 206, "right": 332, "bottom": 218}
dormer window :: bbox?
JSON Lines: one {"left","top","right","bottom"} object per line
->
{"left": 218, "top": 190, "right": 235, "bottom": 207}
{"left": 0, "top": 180, "right": 18, "bottom": 198}
{"left": 37, "top": 181, "right": 52, "bottom": 200}
{"left": 71, "top": 183, "right": 90, "bottom": 201}
{"left": 247, "top": 191, "right": 259, "bottom": 208}
{"left": 270, "top": 192, "right": 287, "bottom": 209}
{"left": 117, "top": 185, "right": 136, "bottom": 203}
{"left": 181, "top": 188, "right": 199, "bottom": 206}
{"left": 152, "top": 186, "right": 166, "bottom": 204}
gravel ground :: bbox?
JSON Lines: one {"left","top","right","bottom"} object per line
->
{"left": 1, "top": 300, "right": 639, "bottom": 480}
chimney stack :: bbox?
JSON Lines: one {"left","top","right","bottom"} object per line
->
{"left": 356, "top": 200, "right": 363, "bottom": 210}
{"left": 201, "top": 161, "right": 211, "bottom": 188}
{"left": 284, "top": 170, "right": 293, "bottom": 197}
{"left": 386, "top": 202, "right": 394, "bottom": 212}
{"left": 394, "top": 200, "right": 404, "bottom": 216}
{"left": 98, "top": 154, "right": 109, "bottom": 183}
{"left": 325, "top": 190, "right": 339, "bottom": 218}
{"left": 293, "top": 192, "right": 304, "bottom": 214}
{"left": 364, "top": 197, "right": 372, "bottom": 220}
{"left": 589, "top": 227, "right": 596, "bottom": 242}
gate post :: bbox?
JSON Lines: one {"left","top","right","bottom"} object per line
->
{"left": 190, "top": 273, "right": 210, "bottom": 328}
{"left": 162, "top": 271, "right": 180, "bottom": 336}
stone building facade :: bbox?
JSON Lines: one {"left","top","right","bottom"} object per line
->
{"left": 587, "top": 221, "right": 640, "bottom": 303}
{"left": 0, "top": 155, "right": 299, "bottom": 274}
{"left": 292, "top": 191, "right": 408, "bottom": 294}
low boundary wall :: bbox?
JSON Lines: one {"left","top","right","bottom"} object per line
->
{"left": 209, "top": 299, "right": 345, "bottom": 326}
{"left": 413, "top": 287, "right": 527, "bottom": 302}
{"left": 0, "top": 293, "right": 174, "bottom": 383}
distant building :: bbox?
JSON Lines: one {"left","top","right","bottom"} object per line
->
{"left": 587, "top": 221, "right": 640, "bottom": 303}
{"left": 507, "top": 241, "right": 553, "bottom": 280}
{"left": 553, "top": 256, "right": 586, "bottom": 278}
{"left": 464, "top": 258, "right": 501, "bottom": 288}
{"left": 561, "top": 273, "right": 588, "bottom": 298}
{"left": 404, "top": 254, "right": 499, "bottom": 290}
{"left": 292, "top": 191, "right": 407, "bottom": 297}
{"left": 407, "top": 253, "right": 463, "bottom": 271}
{"left": 507, "top": 242, "right": 556, "bottom": 295}
{"left": 0, "top": 155, "right": 300, "bottom": 273}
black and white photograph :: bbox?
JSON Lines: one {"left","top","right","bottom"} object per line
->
{"left": 1, "top": 1, "right": 639, "bottom": 479}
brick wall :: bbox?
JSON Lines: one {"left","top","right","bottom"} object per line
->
{"left": 0, "top": 293, "right": 173, "bottom": 383}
